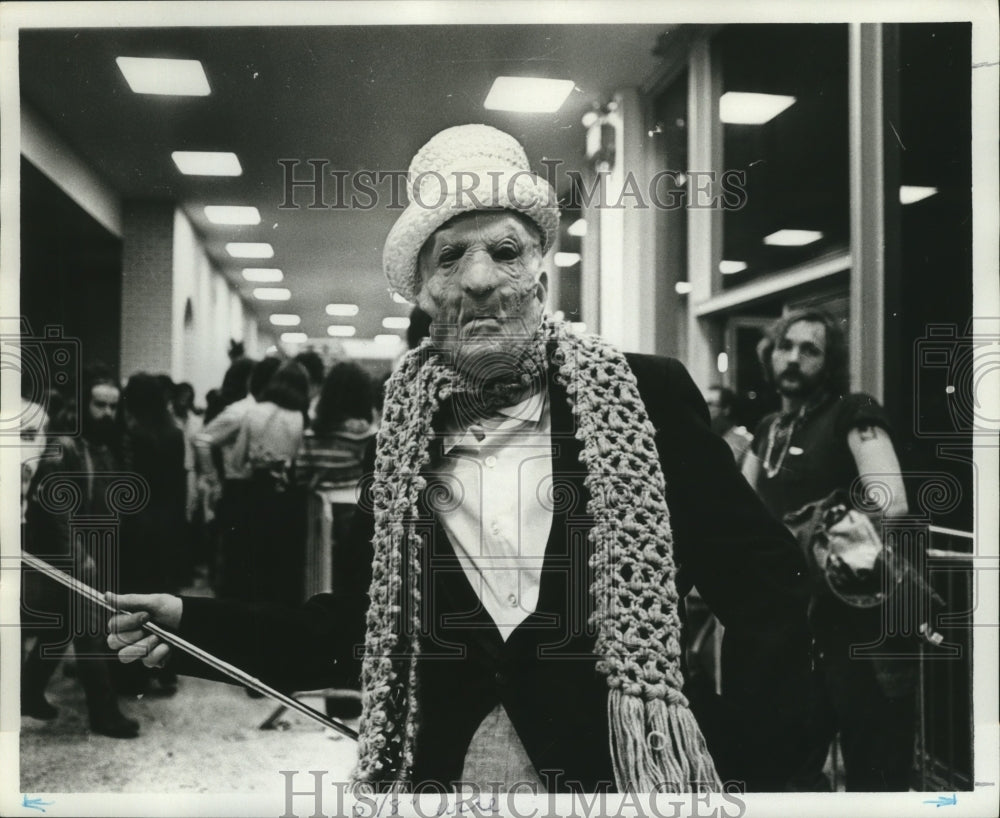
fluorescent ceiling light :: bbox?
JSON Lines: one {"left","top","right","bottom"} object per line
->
{"left": 484, "top": 76, "right": 575, "bottom": 113}
{"left": 567, "top": 219, "right": 587, "bottom": 238}
{"left": 719, "top": 260, "right": 748, "bottom": 275}
{"left": 204, "top": 205, "right": 260, "bottom": 225}
{"left": 391, "top": 292, "right": 411, "bottom": 304}
{"left": 172, "top": 151, "right": 242, "bottom": 176}
{"left": 554, "top": 252, "right": 581, "bottom": 268}
{"left": 226, "top": 242, "right": 273, "bottom": 258}
{"left": 900, "top": 185, "right": 938, "bottom": 205}
{"left": 719, "top": 92, "right": 796, "bottom": 125}
{"left": 327, "top": 325, "right": 357, "bottom": 337}
{"left": 242, "top": 268, "right": 283, "bottom": 283}
{"left": 269, "top": 314, "right": 300, "bottom": 326}
{"left": 281, "top": 332, "right": 308, "bottom": 344}
{"left": 675, "top": 281, "right": 693, "bottom": 295}
{"left": 375, "top": 334, "right": 404, "bottom": 345}
{"left": 382, "top": 317, "right": 410, "bottom": 330}
{"left": 326, "top": 303, "right": 359, "bottom": 317}
{"left": 116, "top": 57, "right": 210, "bottom": 96}
{"left": 253, "top": 288, "right": 290, "bottom": 301}
{"left": 763, "top": 229, "right": 823, "bottom": 247}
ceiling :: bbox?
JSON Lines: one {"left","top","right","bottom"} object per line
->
{"left": 19, "top": 24, "right": 672, "bottom": 342}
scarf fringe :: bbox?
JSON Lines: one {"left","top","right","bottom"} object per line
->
{"left": 608, "top": 688, "right": 722, "bottom": 793}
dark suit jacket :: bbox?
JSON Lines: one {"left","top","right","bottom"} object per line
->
{"left": 174, "top": 353, "right": 812, "bottom": 791}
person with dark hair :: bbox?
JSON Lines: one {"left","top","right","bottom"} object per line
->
{"left": 203, "top": 388, "right": 222, "bottom": 426}
{"left": 296, "top": 362, "right": 377, "bottom": 586}
{"left": 702, "top": 385, "right": 753, "bottom": 466}
{"left": 293, "top": 349, "right": 326, "bottom": 419}
{"left": 203, "top": 357, "right": 255, "bottom": 426}
{"left": 742, "top": 308, "right": 914, "bottom": 791}
{"left": 22, "top": 364, "right": 140, "bottom": 738}
{"left": 248, "top": 355, "right": 282, "bottom": 402}
{"left": 119, "top": 373, "right": 187, "bottom": 695}
{"left": 229, "top": 361, "right": 310, "bottom": 609}
{"left": 295, "top": 361, "right": 378, "bottom": 717}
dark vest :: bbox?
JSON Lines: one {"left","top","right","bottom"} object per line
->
{"left": 410, "top": 374, "right": 617, "bottom": 792}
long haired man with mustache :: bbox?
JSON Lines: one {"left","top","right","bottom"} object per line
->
{"left": 743, "top": 309, "right": 915, "bottom": 791}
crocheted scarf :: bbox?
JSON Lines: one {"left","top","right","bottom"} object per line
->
{"left": 354, "top": 315, "right": 721, "bottom": 792}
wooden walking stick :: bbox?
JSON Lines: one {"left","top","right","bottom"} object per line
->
{"left": 20, "top": 551, "right": 359, "bottom": 741}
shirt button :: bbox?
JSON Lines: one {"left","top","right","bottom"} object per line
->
{"left": 484, "top": 455, "right": 497, "bottom": 469}
{"left": 494, "top": 671, "right": 508, "bottom": 686}
{"left": 491, "top": 522, "right": 502, "bottom": 536}
{"left": 507, "top": 594, "right": 518, "bottom": 607}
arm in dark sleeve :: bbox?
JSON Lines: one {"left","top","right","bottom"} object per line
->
{"left": 629, "top": 354, "right": 814, "bottom": 791}
{"left": 169, "top": 436, "right": 380, "bottom": 693}
{"left": 170, "top": 591, "right": 367, "bottom": 692}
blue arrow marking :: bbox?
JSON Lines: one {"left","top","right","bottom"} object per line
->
{"left": 22, "top": 796, "right": 54, "bottom": 813}
{"left": 922, "top": 794, "right": 957, "bottom": 807}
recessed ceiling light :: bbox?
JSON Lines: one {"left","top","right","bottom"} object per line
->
{"left": 226, "top": 242, "right": 273, "bottom": 258}
{"left": 675, "top": 281, "right": 693, "bottom": 295}
{"left": 326, "top": 304, "right": 360, "bottom": 317}
{"left": 116, "top": 57, "right": 210, "bottom": 96}
{"left": 484, "top": 76, "right": 576, "bottom": 113}
{"left": 253, "top": 288, "right": 290, "bottom": 301}
{"left": 567, "top": 219, "right": 587, "bottom": 238}
{"left": 172, "top": 151, "right": 242, "bottom": 176}
{"left": 269, "top": 314, "right": 300, "bottom": 326}
{"left": 554, "top": 252, "right": 581, "bottom": 268}
{"left": 719, "top": 92, "right": 796, "bottom": 125}
{"left": 719, "top": 260, "right": 748, "bottom": 275}
{"left": 281, "top": 332, "right": 308, "bottom": 344}
{"left": 204, "top": 206, "right": 261, "bottom": 225}
{"left": 763, "top": 229, "right": 823, "bottom": 247}
{"left": 242, "top": 268, "right": 283, "bottom": 283}
{"left": 382, "top": 317, "right": 410, "bottom": 330}
{"left": 900, "top": 185, "right": 938, "bottom": 205}
{"left": 391, "top": 292, "right": 410, "bottom": 305}
{"left": 375, "top": 334, "right": 404, "bottom": 345}
{"left": 327, "top": 325, "right": 357, "bottom": 337}
{"left": 717, "top": 352, "right": 729, "bottom": 374}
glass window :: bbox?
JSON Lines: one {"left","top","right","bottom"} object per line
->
{"left": 717, "top": 24, "right": 849, "bottom": 289}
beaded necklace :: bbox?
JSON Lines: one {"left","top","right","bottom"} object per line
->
{"left": 761, "top": 404, "right": 806, "bottom": 479}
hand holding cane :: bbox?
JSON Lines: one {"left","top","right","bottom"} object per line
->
{"left": 20, "top": 551, "right": 359, "bottom": 741}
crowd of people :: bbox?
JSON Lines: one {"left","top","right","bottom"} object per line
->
{"left": 19, "top": 344, "right": 393, "bottom": 738}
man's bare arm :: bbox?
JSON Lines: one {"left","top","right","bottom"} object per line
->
{"left": 741, "top": 450, "right": 762, "bottom": 490}
{"left": 847, "top": 424, "right": 908, "bottom": 517}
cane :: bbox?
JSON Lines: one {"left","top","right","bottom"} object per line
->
{"left": 19, "top": 551, "right": 359, "bottom": 741}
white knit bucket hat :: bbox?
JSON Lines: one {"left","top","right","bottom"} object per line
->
{"left": 383, "top": 124, "right": 560, "bottom": 302}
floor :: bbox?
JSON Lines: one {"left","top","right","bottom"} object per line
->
{"left": 18, "top": 568, "right": 359, "bottom": 804}
{"left": 19, "top": 666, "right": 359, "bottom": 795}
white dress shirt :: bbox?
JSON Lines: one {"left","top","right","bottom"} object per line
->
{"left": 436, "top": 390, "right": 554, "bottom": 641}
